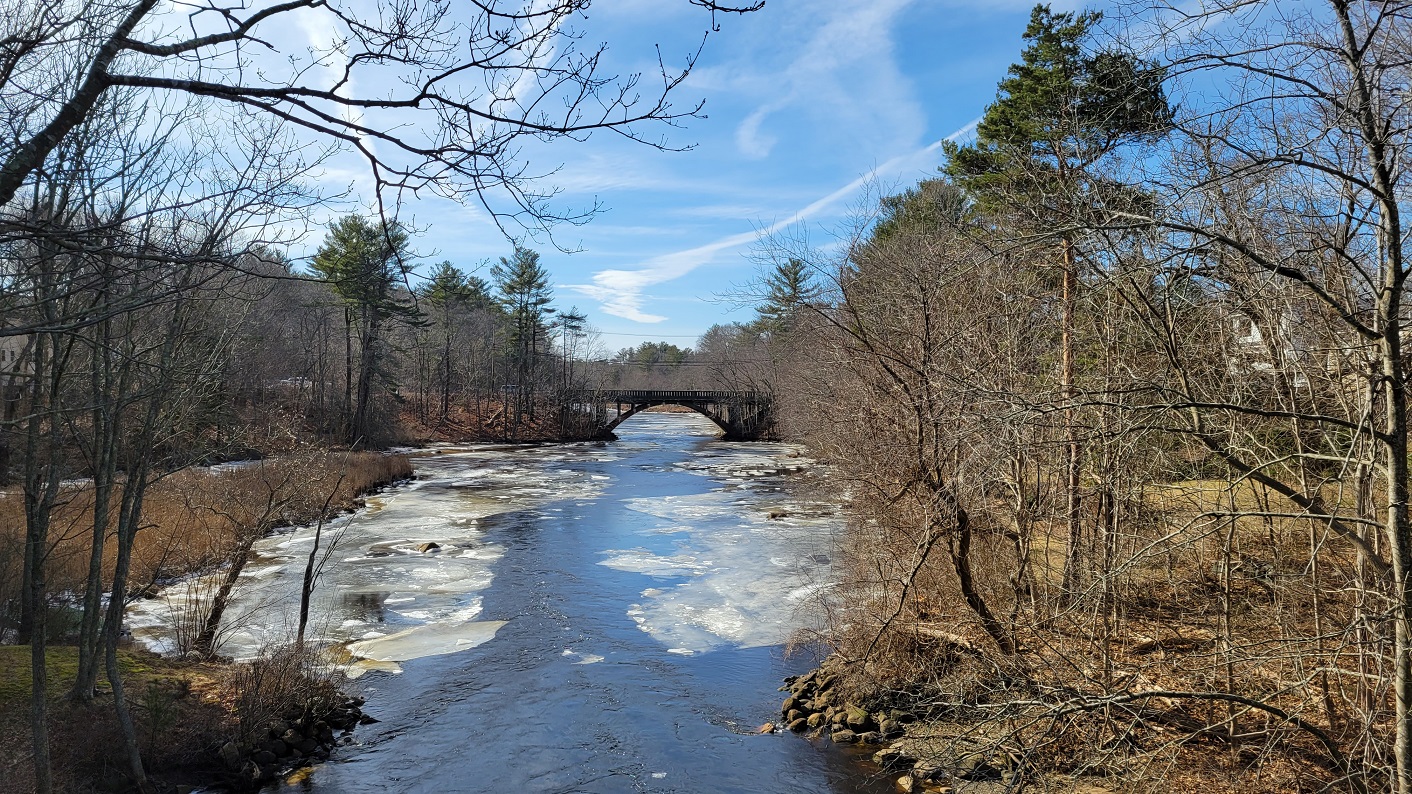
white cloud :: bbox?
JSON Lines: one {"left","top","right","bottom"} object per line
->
{"left": 735, "top": 103, "right": 782, "bottom": 159}
{"left": 668, "top": 203, "right": 777, "bottom": 221}
{"left": 717, "top": 0, "right": 926, "bottom": 160}
{"left": 567, "top": 231, "right": 756, "bottom": 323}
{"left": 565, "top": 118, "right": 980, "bottom": 324}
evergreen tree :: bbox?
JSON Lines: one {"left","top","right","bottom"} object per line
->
{"left": 422, "top": 261, "right": 496, "bottom": 313}
{"left": 423, "top": 261, "right": 473, "bottom": 306}
{"left": 310, "top": 214, "right": 416, "bottom": 445}
{"left": 491, "top": 246, "right": 554, "bottom": 419}
{"left": 753, "top": 258, "right": 818, "bottom": 336}
{"left": 419, "top": 261, "right": 481, "bottom": 419}
{"left": 871, "top": 178, "right": 971, "bottom": 243}
{"left": 552, "top": 306, "right": 589, "bottom": 396}
{"left": 944, "top": 5, "right": 1170, "bottom": 206}
{"left": 944, "top": 3, "right": 1170, "bottom": 597}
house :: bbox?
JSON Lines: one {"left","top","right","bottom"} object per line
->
{"left": 0, "top": 331, "right": 33, "bottom": 419}
{"left": 1228, "top": 311, "right": 1311, "bottom": 390}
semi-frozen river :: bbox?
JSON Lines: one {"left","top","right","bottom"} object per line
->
{"left": 131, "top": 412, "right": 889, "bottom": 793}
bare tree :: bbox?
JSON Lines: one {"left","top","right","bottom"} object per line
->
{"left": 0, "top": 0, "right": 762, "bottom": 231}
{"left": 1104, "top": 2, "right": 1412, "bottom": 789}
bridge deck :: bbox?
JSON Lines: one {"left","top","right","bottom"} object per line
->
{"left": 594, "top": 390, "right": 764, "bottom": 402}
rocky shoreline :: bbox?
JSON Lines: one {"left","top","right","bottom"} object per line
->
{"left": 776, "top": 657, "right": 1016, "bottom": 793}
{"left": 215, "top": 692, "right": 372, "bottom": 789}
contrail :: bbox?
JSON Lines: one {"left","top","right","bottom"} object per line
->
{"left": 567, "top": 117, "right": 982, "bottom": 323}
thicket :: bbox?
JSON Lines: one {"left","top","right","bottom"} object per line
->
{"left": 0, "top": 451, "right": 411, "bottom": 644}
{"left": 760, "top": 3, "right": 1412, "bottom": 792}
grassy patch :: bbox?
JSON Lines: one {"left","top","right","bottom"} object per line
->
{"left": 0, "top": 645, "right": 234, "bottom": 794}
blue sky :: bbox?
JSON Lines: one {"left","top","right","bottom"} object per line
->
{"left": 288, "top": 0, "right": 1093, "bottom": 352}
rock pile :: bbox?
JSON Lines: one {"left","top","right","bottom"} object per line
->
{"left": 778, "top": 660, "right": 911, "bottom": 746}
{"left": 218, "top": 693, "right": 370, "bottom": 788}
{"left": 780, "top": 658, "right": 1015, "bottom": 791}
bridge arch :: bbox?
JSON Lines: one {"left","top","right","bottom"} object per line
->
{"left": 601, "top": 400, "right": 731, "bottom": 436}
{"left": 586, "top": 390, "right": 775, "bottom": 441}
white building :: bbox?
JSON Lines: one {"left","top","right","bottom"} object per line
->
{"left": 0, "top": 332, "right": 33, "bottom": 419}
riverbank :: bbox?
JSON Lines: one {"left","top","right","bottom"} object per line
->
{"left": 0, "top": 450, "right": 412, "bottom": 792}
{"left": 0, "top": 450, "right": 412, "bottom": 640}
{"left": 782, "top": 651, "right": 1328, "bottom": 793}
{"left": 779, "top": 657, "right": 1025, "bottom": 794}
{"left": 0, "top": 645, "right": 367, "bottom": 793}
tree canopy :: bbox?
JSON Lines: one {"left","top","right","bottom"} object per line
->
{"left": 752, "top": 258, "right": 819, "bottom": 336}
{"left": 944, "top": 3, "right": 1171, "bottom": 218}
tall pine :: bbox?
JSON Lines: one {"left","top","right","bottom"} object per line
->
{"left": 311, "top": 214, "right": 416, "bottom": 445}
{"left": 944, "top": 4, "right": 1170, "bottom": 596}
{"left": 491, "top": 246, "right": 554, "bottom": 421}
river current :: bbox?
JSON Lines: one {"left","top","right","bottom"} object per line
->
{"left": 129, "top": 412, "right": 890, "bottom": 793}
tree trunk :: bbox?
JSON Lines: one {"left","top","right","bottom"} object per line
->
{"left": 344, "top": 305, "right": 354, "bottom": 439}
{"left": 297, "top": 479, "right": 342, "bottom": 648}
{"left": 73, "top": 305, "right": 118, "bottom": 702}
{"left": 1059, "top": 235, "right": 1084, "bottom": 599}
{"left": 1330, "top": 0, "right": 1412, "bottom": 783}
{"left": 441, "top": 320, "right": 453, "bottom": 420}
{"left": 24, "top": 497, "right": 51, "bottom": 794}
{"left": 351, "top": 311, "right": 379, "bottom": 447}
{"left": 1382, "top": 305, "right": 1411, "bottom": 794}
{"left": 22, "top": 287, "right": 68, "bottom": 794}
{"left": 297, "top": 519, "right": 324, "bottom": 649}
{"left": 101, "top": 452, "right": 156, "bottom": 788}
{"left": 950, "top": 505, "right": 1015, "bottom": 654}
{"left": 193, "top": 534, "right": 257, "bottom": 657}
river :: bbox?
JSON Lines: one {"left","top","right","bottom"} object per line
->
{"left": 130, "top": 412, "right": 890, "bottom": 793}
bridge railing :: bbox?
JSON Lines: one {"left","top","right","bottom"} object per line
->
{"left": 590, "top": 390, "right": 766, "bottom": 402}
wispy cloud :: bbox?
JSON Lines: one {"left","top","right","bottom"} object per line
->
{"left": 564, "top": 119, "right": 980, "bottom": 323}
{"left": 668, "top": 203, "right": 778, "bottom": 221}
{"left": 722, "top": 0, "right": 926, "bottom": 160}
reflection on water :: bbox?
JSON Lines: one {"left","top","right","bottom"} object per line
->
{"left": 341, "top": 592, "right": 389, "bottom": 624}
{"left": 132, "top": 412, "right": 891, "bottom": 793}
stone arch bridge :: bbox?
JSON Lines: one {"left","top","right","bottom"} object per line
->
{"left": 585, "top": 390, "right": 775, "bottom": 441}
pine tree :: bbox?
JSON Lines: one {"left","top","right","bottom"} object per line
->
{"left": 753, "top": 258, "right": 818, "bottom": 337}
{"left": 491, "top": 246, "right": 554, "bottom": 421}
{"left": 310, "top": 214, "right": 416, "bottom": 445}
{"left": 944, "top": 3, "right": 1170, "bottom": 597}
{"left": 420, "top": 261, "right": 478, "bottom": 419}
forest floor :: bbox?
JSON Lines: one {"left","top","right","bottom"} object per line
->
{"left": 782, "top": 484, "right": 1381, "bottom": 794}
{"left": 0, "top": 645, "right": 231, "bottom": 794}
{"left": 402, "top": 401, "right": 580, "bottom": 443}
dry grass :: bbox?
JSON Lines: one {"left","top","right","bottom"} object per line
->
{"left": 0, "top": 450, "right": 412, "bottom": 639}
{"left": 0, "top": 642, "right": 352, "bottom": 793}
{"left": 0, "top": 645, "right": 232, "bottom": 794}
{"left": 816, "top": 475, "right": 1394, "bottom": 794}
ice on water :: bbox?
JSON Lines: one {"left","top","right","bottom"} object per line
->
{"left": 345, "top": 620, "right": 508, "bottom": 662}
{"left": 128, "top": 445, "right": 607, "bottom": 664}
{"left": 128, "top": 414, "right": 843, "bottom": 669}
{"left": 607, "top": 416, "right": 845, "bottom": 655}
